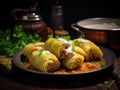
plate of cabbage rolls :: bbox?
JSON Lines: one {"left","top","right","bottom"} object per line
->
{"left": 13, "top": 37, "right": 116, "bottom": 81}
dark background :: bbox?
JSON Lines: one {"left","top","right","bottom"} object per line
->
{"left": 0, "top": 0, "right": 120, "bottom": 31}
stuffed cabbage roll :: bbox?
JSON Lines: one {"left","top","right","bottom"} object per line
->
{"left": 62, "top": 53, "right": 84, "bottom": 69}
{"left": 30, "top": 49, "right": 61, "bottom": 72}
{"left": 73, "top": 38, "right": 103, "bottom": 61}
{"left": 23, "top": 42, "right": 45, "bottom": 59}
{"left": 45, "top": 38, "right": 71, "bottom": 59}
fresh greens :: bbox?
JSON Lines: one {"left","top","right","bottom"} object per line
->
{"left": 48, "top": 34, "right": 53, "bottom": 39}
{"left": 55, "top": 35, "right": 71, "bottom": 41}
{"left": 0, "top": 25, "right": 42, "bottom": 57}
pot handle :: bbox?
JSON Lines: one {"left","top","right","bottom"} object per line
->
{"left": 11, "top": 8, "right": 26, "bottom": 20}
{"left": 71, "top": 23, "right": 85, "bottom": 38}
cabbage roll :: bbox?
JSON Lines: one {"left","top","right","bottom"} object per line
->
{"left": 45, "top": 38, "right": 70, "bottom": 59}
{"left": 73, "top": 38, "right": 103, "bottom": 61}
{"left": 30, "top": 49, "right": 61, "bottom": 72}
{"left": 62, "top": 53, "right": 84, "bottom": 69}
{"left": 23, "top": 42, "right": 45, "bottom": 59}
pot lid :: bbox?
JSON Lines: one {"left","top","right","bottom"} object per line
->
{"left": 20, "top": 13, "right": 42, "bottom": 21}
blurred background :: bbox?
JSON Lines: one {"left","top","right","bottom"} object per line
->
{"left": 0, "top": 0, "right": 120, "bottom": 31}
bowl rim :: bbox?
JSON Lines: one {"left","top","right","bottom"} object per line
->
{"left": 76, "top": 17, "right": 120, "bottom": 31}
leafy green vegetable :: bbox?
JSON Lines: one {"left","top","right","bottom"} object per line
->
{"left": 0, "top": 25, "right": 42, "bottom": 57}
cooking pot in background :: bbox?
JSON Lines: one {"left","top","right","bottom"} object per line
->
{"left": 71, "top": 18, "right": 120, "bottom": 50}
{"left": 11, "top": 5, "right": 49, "bottom": 42}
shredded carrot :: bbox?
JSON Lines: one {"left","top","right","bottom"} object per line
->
{"left": 52, "top": 62, "right": 101, "bottom": 74}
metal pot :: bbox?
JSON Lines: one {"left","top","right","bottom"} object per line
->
{"left": 71, "top": 18, "right": 120, "bottom": 50}
{"left": 11, "top": 7, "right": 48, "bottom": 41}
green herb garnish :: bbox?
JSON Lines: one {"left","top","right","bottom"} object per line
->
{"left": 99, "top": 61, "right": 106, "bottom": 68}
{"left": 55, "top": 35, "right": 71, "bottom": 41}
{"left": 74, "top": 40, "right": 79, "bottom": 46}
{"left": 20, "top": 61, "right": 28, "bottom": 68}
{"left": 72, "top": 47, "right": 75, "bottom": 52}
{"left": 48, "top": 34, "right": 53, "bottom": 39}
{"left": 39, "top": 49, "right": 44, "bottom": 56}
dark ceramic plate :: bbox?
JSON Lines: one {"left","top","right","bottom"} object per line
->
{"left": 12, "top": 46, "right": 116, "bottom": 82}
